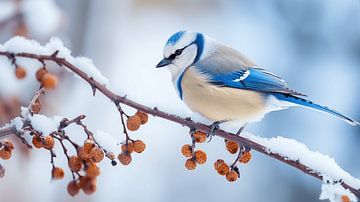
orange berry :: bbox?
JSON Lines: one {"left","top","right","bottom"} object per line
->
{"left": 67, "top": 180, "right": 80, "bottom": 196}
{"left": 226, "top": 170, "right": 238, "bottom": 182}
{"left": 85, "top": 162, "right": 100, "bottom": 178}
{"left": 0, "top": 148, "right": 11, "bottom": 160}
{"left": 193, "top": 131, "right": 207, "bottom": 143}
{"left": 90, "top": 147, "right": 104, "bottom": 163}
{"left": 41, "top": 73, "right": 58, "bottom": 89}
{"left": 135, "top": 111, "right": 148, "bottom": 124}
{"left": 52, "top": 167, "right": 65, "bottom": 180}
{"left": 214, "top": 159, "right": 225, "bottom": 170}
{"left": 226, "top": 140, "right": 239, "bottom": 154}
{"left": 118, "top": 152, "right": 132, "bottom": 165}
{"left": 126, "top": 115, "right": 141, "bottom": 131}
{"left": 79, "top": 176, "right": 97, "bottom": 195}
{"left": 185, "top": 158, "right": 197, "bottom": 170}
{"left": 3, "top": 140, "right": 14, "bottom": 151}
{"left": 217, "top": 162, "right": 229, "bottom": 176}
{"left": 133, "top": 140, "right": 146, "bottom": 153}
{"left": 35, "top": 68, "right": 47, "bottom": 82}
{"left": 194, "top": 150, "right": 207, "bottom": 164}
{"left": 181, "top": 144, "right": 192, "bottom": 157}
{"left": 43, "top": 136, "right": 55, "bottom": 150}
{"left": 78, "top": 141, "right": 94, "bottom": 160}
{"left": 68, "top": 156, "right": 82, "bottom": 172}
{"left": 121, "top": 142, "right": 133, "bottom": 154}
{"left": 15, "top": 66, "right": 26, "bottom": 79}
{"left": 32, "top": 136, "right": 43, "bottom": 148}
{"left": 31, "top": 99, "right": 41, "bottom": 114}
{"left": 341, "top": 195, "right": 350, "bottom": 202}
{"left": 239, "top": 151, "right": 252, "bottom": 164}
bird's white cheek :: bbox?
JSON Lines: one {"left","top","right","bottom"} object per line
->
{"left": 174, "top": 44, "right": 197, "bottom": 69}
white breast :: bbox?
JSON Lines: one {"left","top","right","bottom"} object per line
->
{"left": 180, "top": 68, "right": 268, "bottom": 123}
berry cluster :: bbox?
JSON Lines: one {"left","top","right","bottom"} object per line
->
{"left": 118, "top": 111, "right": 148, "bottom": 165}
{"left": 181, "top": 131, "right": 207, "bottom": 170}
{"left": 15, "top": 65, "right": 58, "bottom": 90}
{"left": 213, "top": 140, "right": 252, "bottom": 182}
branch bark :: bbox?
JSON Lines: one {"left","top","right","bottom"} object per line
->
{"left": 0, "top": 51, "right": 358, "bottom": 198}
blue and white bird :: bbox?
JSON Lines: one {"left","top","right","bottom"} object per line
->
{"left": 156, "top": 31, "right": 359, "bottom": 134}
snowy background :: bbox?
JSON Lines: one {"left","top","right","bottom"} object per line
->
{"left": 0, "top": 0, "right": 360, "bottom": 202}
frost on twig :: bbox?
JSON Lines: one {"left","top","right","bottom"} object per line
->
{"left": 0, "top": 36, "right": 358, "bottom": 201}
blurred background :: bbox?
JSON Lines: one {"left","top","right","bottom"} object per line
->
{"left": 0, "top": 0, "right": 359, "bottom": 201}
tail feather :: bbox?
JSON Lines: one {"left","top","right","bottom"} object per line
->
{"left": 274, "top": 94, "right": 360, "bottom": 126}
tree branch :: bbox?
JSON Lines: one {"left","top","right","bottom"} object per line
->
{"left": 0, "top": 51, "right": 358, "bottom": 198}
{"left": 0, "top": 125, "right": 17, "bottom": 138}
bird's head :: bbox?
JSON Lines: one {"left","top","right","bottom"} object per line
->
{"left": 156, "top": 31, "right": 205, "bottom": 78}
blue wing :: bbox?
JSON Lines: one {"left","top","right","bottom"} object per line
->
{"left": 208, "top": 67, "right": 306, "bottom": 96}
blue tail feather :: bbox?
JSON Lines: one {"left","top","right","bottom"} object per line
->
{"left": 274, "top": 94, "right": 360, "bottom": 126}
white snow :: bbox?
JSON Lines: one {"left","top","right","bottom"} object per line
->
{"left": 320, "top": 183, "right": 357, "bottom": 202}
{"left": 242, "top": 133, "right": 360, "bottom": 193}
{"left": 28, "top": 114, "right": 62, "bottom": 135}
{"left": 0, "top": 36, "right": 109, "bottom": 86}
{"left": 10, "top": 117, "right": 23, "bottom": 131}
{"left": 94, "top": 130, "right": 119, "bottom": 153}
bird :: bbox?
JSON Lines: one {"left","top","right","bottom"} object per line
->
{"left": 156, "top": 31, "right": 359, "bottom": 136}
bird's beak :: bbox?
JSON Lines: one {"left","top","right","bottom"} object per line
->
{"left": 156, "top": 58, "right": 171, "bottom": 68}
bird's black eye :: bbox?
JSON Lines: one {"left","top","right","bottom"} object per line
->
{"left": 175, "top": 49, "right": 182, "bottom": 56}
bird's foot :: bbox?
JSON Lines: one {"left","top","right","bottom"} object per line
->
{"left": 207, "top": 121, "right": 223, "bottom": 142}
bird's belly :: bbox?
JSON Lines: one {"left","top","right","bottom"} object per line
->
{"left": 181, "top": 68, "right": 267, "bottom": 122}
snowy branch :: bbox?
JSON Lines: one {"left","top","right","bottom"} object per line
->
{"left": 0, "top": 38, "right": 358, "bottom": 201}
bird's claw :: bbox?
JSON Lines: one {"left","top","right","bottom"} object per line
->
{"left": 207, "top": 121, "right": 221, "bottom": 142}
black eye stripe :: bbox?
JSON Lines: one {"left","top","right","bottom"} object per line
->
{"left": 167, "top": 43, "right": 194, "bottom": 60}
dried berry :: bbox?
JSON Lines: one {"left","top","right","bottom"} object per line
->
{"left": 67, "top": 180, "right": 80, "bottom": 196}
{"left": 226, "top": 170, "right": 238, "bottom": 182}
{"left": 15, "top": 66, "right": 26, "bottom": 79}
{"left": 121, "top": 142, "right": 133, "bottom": 154}
{"left": 85, "top": 163, "right": 100, "bottom": 178}
{"left": 181, "top": 144, "right": 192, "bottom": 157}
{"left": 193, "top": 131, "right": 207, "bottom": 143}
{"left": 133, "top": 140, "right": 146, "bottom": 153}
{"left": 0, "top": 148, "right": 11, "bottom": 160}
{"left": 239, "top": 151, "right": 252, "bottom": 164}
{"left": 68, "top": 156, "right": 82, "bottom": 172}
{"left": 43, "top": 136, "right": 55, "bottom": 150}
{"left": 135, "top": 111, "right": 148, "bottom": 124}
{"left": 90, "top": 147, "right": 104, "bottom": 163}
{"left": 32, "top": 136, "right": 43, "bottom": 148}
{"left": 185, "top": 158, "right": 197, "bottom": 170}
{"left": 79, "top": 176, "right": 97, "bottom": 195}
{"left": 35, "top": 68, "right": 47, "bottom": 82}
{"left": 41, "top": 73, "right": 58, "bottom": 89}
{"left": 52, "top": 167, "right": 65, "bottom": 180}
{"left": 3, "top": 140, "right": 14, "bottom": 151}
{"left": 341, "top": 195, "right": 350, "bottom": 202}
{"left": 31, "top": 99, "right": 41, "bottom": 114}
{"left": 214, "top": 159, "right": 225, "bottom": 170}
{"left": 194, "top": 150, "right": 207, "bottom": 164}
{"left": 225, "top": 140, "right": 239, "bottom": 154}
{"left": 78, "top": 141, "right": 95, "bottom": 160}
{"left": 126, "top": 115, "right": 141, "bottom": 131}
{"left": 118, "top": 152, "right": 132, "bottom": 165}
{"left": 217, "top": 162, "right": 229, "bottom": 176}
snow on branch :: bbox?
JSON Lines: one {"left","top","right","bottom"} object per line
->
{"left": 0, "top": 37, "right": 358, "bottom": 201}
